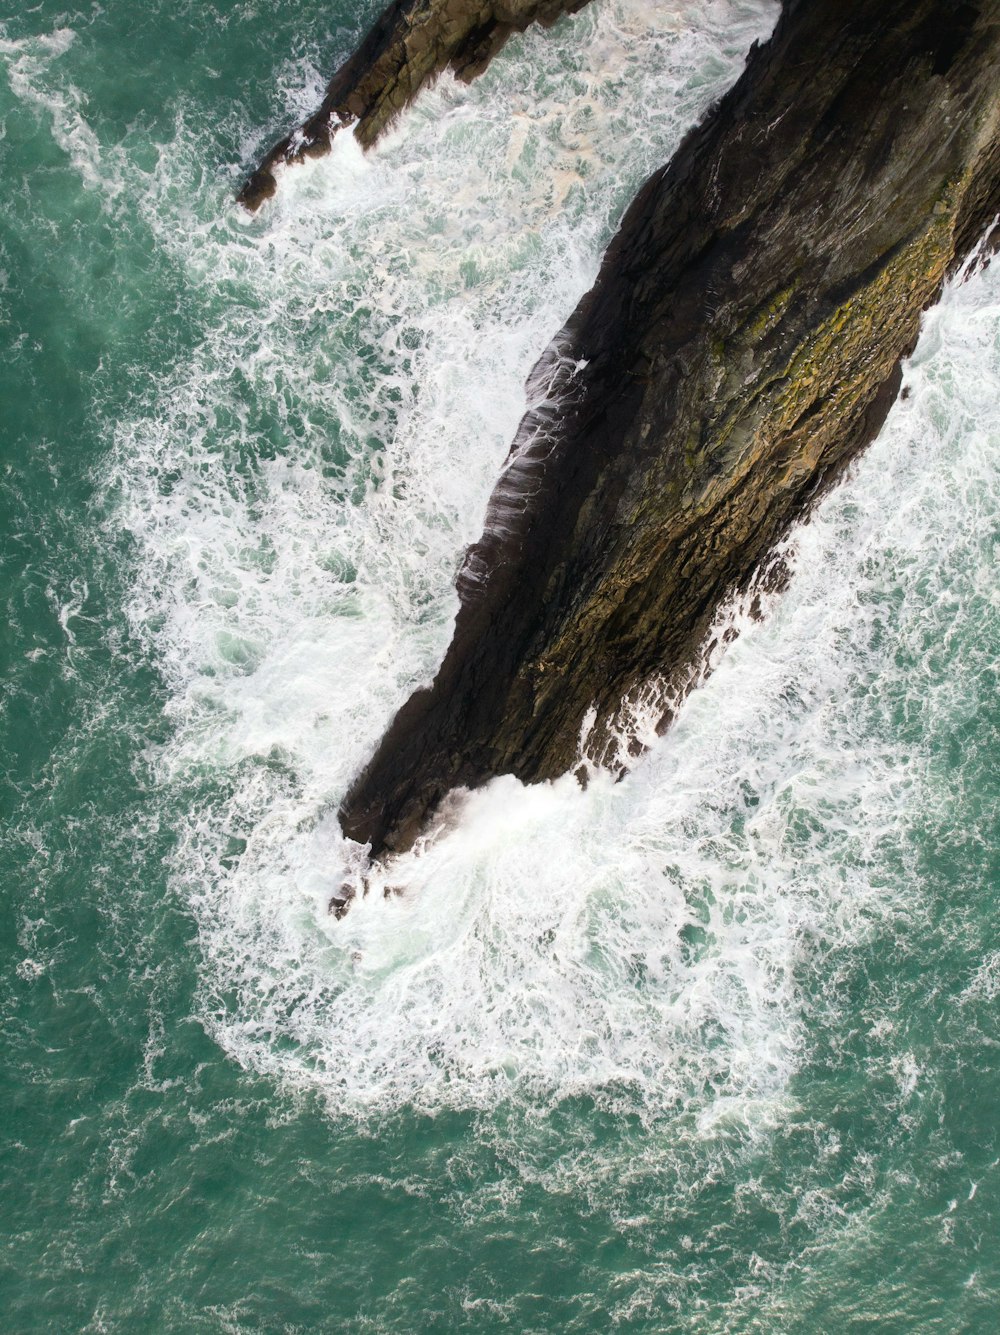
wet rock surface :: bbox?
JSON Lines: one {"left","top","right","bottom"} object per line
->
{"left": 339, "top": 0, "right": 1000, "bottom": 858}
{"left": 238, "top": 0, "right": 591, "bottom": 210}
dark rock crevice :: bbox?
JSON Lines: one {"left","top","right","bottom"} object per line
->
{"left": 339, "top": 0, "right": 1000, "bottom": 860}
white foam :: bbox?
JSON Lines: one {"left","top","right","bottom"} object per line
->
{"left": 0, "top": 27, "right": 120, "bottom": 196}
{"left": 99, "top": 0, "right": 1000, "bottom": 1145}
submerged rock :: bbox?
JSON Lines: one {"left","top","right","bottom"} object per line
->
{"left": 339, "top": 0, "right": 1000, "bottom": 858}
{"left": 238, "top": 0, "right": 592, "bottom": 211}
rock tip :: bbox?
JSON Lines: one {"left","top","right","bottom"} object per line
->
{"left": 236, "top": 167, "right": 277, "bottom": 213}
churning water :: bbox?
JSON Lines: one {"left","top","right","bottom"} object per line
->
{"left": 3, "top": 0, "right": 999, "bottom": 1329}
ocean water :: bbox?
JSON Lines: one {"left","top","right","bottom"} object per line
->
{"left": 2, "top": 0, "right": 999, "bottom": 1329}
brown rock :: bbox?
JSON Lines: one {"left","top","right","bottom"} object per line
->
{"left": 339, "top": 0, "right": 1000, "bottom": 858}
{"left": 238, "top": 0, "right": 593, "bottom": 211}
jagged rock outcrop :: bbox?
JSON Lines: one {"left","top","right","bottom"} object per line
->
{"left": 339, "top": 0, "right": 1000, "bottom": 860}
{"left": 238, "top": 0, "right": 592, "bottom": 211}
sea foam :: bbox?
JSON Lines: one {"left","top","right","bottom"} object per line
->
{"left": 98, "top": 0, "right": 1000, "bottom": 1145}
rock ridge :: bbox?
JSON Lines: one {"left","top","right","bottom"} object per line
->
{"left": 238, "top": 0, "right": 592, "bottom": 211}
{"left": 339, "top": 0, "right": 1000, "bottom": 860}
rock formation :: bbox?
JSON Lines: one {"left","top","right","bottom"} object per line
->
{"left": 238, "top": 0, "right": 592, "bottom": 211}
{"left": 338, "top": 0, "right": 1000, "bottom": 860}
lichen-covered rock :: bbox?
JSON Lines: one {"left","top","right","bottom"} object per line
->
{"left": 238, "top": 0, "right": 591, "bottom": 211}
{"left": 340, "top": 0, "right": 1000, "bottom": 858}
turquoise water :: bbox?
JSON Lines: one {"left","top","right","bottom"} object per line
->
{"left": 2, "top": 0, "right": 1000, "bottom": 1329}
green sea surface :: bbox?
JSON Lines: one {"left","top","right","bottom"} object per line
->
{"left": 2, "top": 0, "right": 999, "bottom": 1330}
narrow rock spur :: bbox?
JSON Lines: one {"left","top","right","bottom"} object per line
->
{"left": 338, "top": 0, "right": 1000, "bottom": 869}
